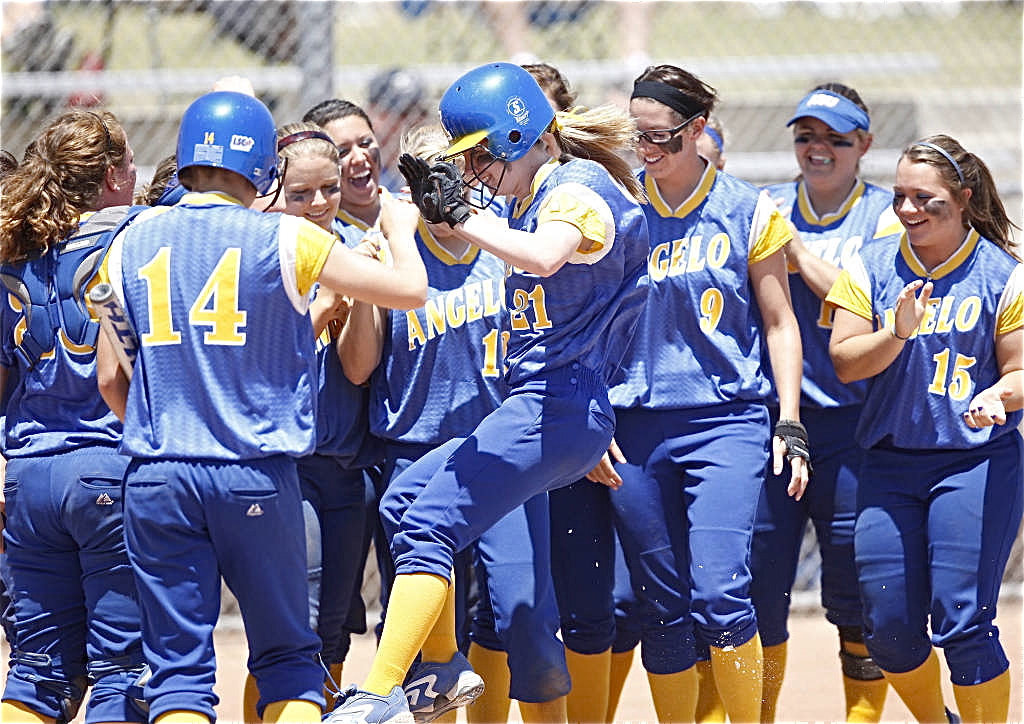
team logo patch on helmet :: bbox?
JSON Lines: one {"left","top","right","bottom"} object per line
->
{"left": 192, "top": 143, "right": 224, "bottom": 164}
{"left": 507, "top": 96, "right": 530, "bottom": 125}
{"left": 230, "top": 134, "right": 255, "bottom": 152}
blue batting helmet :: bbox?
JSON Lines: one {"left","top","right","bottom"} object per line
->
{"left": 439, "top": 62, "right": 555, "bottom": 162}
{"left": 176, "top": 91, "right": 278, "bottom": 194}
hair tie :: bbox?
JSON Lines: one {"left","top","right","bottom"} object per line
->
{"left": 631, "top": 80, "right": 702, "bottom": 121}
{"left": 703, "top": 126, "right": 724, "bottom": 154}
{"left": 914, "top": 141, "right": 966, "bottom": 186}
{"left": 278, "top": 130, "right": 336, "bottom": 152}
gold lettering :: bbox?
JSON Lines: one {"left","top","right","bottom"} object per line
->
{"left": 406, "top": 310, "right": 426, "bottom": 350}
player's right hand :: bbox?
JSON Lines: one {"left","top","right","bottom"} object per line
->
{"left": 585, "top": 438, "right": 626, "bottom": 489}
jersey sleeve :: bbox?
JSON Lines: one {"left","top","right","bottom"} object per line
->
{"left": 537, "top": 182, "right": 615, "bottom": 265}
{"left": 748, "top": 190, "right": 793, "bottom": 264}
{"left": 825, "top": 253, "right": 873, "bottom": 321}
{"left": 279, "top": 214, "right": 338, "bottom": 312}
{"left": 995, "top": 263, "right": 1024, "bottom": 336}
{"left": 873, "top": 206, "right": 903, "bottom": 239}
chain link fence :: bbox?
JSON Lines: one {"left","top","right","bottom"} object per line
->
{"left": 2, "top": 0, "right": 1021, "bottom": 608}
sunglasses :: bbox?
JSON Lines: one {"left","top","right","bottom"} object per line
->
{"left": 635, "top": 111, "right": 703, "bottom": 145}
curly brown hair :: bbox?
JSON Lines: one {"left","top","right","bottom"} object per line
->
{"left": 0, "top": 110, "right": 129, "bottom": 263}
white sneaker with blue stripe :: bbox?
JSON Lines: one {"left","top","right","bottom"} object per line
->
{"left": 324, "top": 685, "right": 414, "bottom": 724}
{"left": 403, "top": 652, "right": 485, "bottom": 723}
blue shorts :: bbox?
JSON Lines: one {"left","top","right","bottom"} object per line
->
{"left": 2, "top": 447, "right": 145, "bottom": 723}
{"left": 123, "top": 455, "right": 324, "bottom": 721}
{"left": 855, "top": 433, "right": 1023, "bottom": 685}
{"left": 750, "top": 405, "right": 865, "bottom": 646}
{"left": 611, "top": 402, "right": 770, "bottom": 674}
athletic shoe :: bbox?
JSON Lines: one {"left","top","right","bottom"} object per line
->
{"left": 324, "top": 685, "right": 414, "bottom": 724}
{"left": 403, "top": 651, "right": 485, "bottom": 723}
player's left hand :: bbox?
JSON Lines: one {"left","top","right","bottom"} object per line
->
{"left": 963, "top": 386, "right": 1013, "bottom": 429}
{"left": 773, "top": 419, "right": 811, "bottom": 501}
{"left": 585, "top": 438, "right": 626, "bottom": 489}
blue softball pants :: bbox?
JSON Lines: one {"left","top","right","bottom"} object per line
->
{"left": 122, "top": 455, "right": 324, "bottom": 721}
{"left": 855, "top": 432, "right": 1023, "bottom": 685}
{"left": 611, "top": 402, "right": 770, "bottom": 674}
{"left": 382, "top": 365, "right": 613, "bottom": 698}
{"left": 1, "top": 446, "right": 146, "bottom": 723}
{"left": 750, "top": 405, "right": 866, "bottom": 646}
{"left": 297, "top": 453, "right": 370, "bottom": 667}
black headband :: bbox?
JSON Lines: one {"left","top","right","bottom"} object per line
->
{"left": 278, "top": 130, "right": 336, "bottom": 152}
{"left": 631, "top": 81, "right": 703, "bottom": 120}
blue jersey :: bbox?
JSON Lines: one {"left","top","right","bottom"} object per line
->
{"left": 0, "top": 209, "right": 140, "bottom": 455}
{"left": 503, "top": 159, "right": 649, "bottom": 386}
{"left": 765, "top": 179, "right": 901, "bottom": 408}
{"left": 827, "top": 229, "right": 1023, "bottom": 449}
{"left": 612, "top": 164, "right": 791, "bottom": 410}
{"left": 370, "top": 219, "right": 506, "bottom": 444}
{"left": 312, "top": 225, "right": 379, "bottom": 466}
{"left": 106, "top": 192, "right": 337, "bottom": 460}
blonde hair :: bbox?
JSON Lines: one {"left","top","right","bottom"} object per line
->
{"left": 552, "top": 105, "right": 645, "bottom": 204}
{"left": 0, "top": 110, "right": 129, "bottom": 263}
{"left": 400, "top": 123, "right": 450, "bottom": 164}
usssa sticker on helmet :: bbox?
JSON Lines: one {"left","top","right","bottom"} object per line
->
{"left": 230, "top": 134, "right": 255, "bottom": 152}
{"left": 507, "top": 96, "right": 530, "bottom": 126}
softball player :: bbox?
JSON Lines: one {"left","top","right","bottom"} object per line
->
{"left": 0, "top": 110, "right": 145, "bottom": 724}
{"left": 361, "top": 123, "right": 570, "bottom": 724}
{"left": 828, "top": 134, "right": 1022, "bottom": 724}
{"left": 595, "top": 64, "right": 809, "bottom": 724}
{"left": 94, "top": 90, "right": 427, "bottom": 724}
{"left": 327, "top": 61, "right": 649, "bottom": 724}
{"left": 749, "top": 84, "right": 901, "bottom": 723}
{"left": 239, "top": 122, "right": 384, "bottom": 717}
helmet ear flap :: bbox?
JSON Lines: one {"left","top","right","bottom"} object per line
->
{"left": 176, "top": 91, "right": 279, "bottom": 195}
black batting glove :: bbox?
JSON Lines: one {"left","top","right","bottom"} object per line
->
{"left": 427, "top": 161, "right": 472, "bottom": 228}
{"left": 774, "top": 419, "right": 813, "bottom": 476}
{"left": 398, "top": 153, "right": 446, "bottom": 224}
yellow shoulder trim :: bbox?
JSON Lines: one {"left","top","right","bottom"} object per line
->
{"left": 749, "top": 207, "right": 792, "bottom": 264}
{"left": 825, "top": 269, "right": 873, "bottom": 320}
{"left": 294, "top": 220, "right": 338, "bottom": 297}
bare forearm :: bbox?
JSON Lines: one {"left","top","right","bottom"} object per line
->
{"left": 765, "top": 319, "right": 804, "bottom": 420}
{"left": 790, "top": 248, "right": 841, "bottom": 300}
{"left": 339, "top": 303, "right": 386, "bottom": 385}
{"left": 830, "top": 329, "right": 906, "bottom": 383}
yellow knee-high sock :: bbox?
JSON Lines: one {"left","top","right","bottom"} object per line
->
{"left": 1, "top": 701, "right": 56, "bottom": 724}
{"left": 564, "top": 648, "right": 610, "bottom": 724}
{"left": 646, "top": 668, "right": 698, "bottom": 724}
{"left": 694, "top": 659, "right": 726, "bottom": 723}
{"left": 760, "top": 641, "right": 787, "bottom": 722}
{"left": 154, "top": 710, "right": 212, "bottom": 724}
{"left": 882, "top": 649, "right": 947, "bottom": 723}
{"left": 953, "top": 669, "right": 1010, "bottom": 723}
{"left": 607, "top": 649, "right": 635, "bottom": 723}
{"left": 710, "top": 635, "right": 763, "bottom": 724}
{"left": 263, "top": 699, "right": 322, "bottom": 723}
{"left": 841, "top": 640, "right": 888, "bottom": 723}
{"left": 421, "top": 572, "right": 459, "bottom": 663}
{"left": 467, "top": 642, "right": 512, "bottom": 724}
{"left": 520, "top": 696, "right": 568, "bottom": 724}
{"left": 363, "top": 572, "right": 450, "bottom": 695}
{"left": 242, "top": 671, "right": 261, "bottom": 723}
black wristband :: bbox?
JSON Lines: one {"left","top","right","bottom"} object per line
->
{"left": 774, "top": 419, "right": 812, "bottom": 474}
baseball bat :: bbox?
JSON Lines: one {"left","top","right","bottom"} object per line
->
{"left": 89, "top": 282, "right": 139, "bottom": 379}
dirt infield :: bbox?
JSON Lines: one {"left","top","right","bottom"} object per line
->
{"left": 202, "top": 600, "right": 1020, "bottom": 723}
{"left": 2, "top": 598, "right": 1019, "bottom": 722}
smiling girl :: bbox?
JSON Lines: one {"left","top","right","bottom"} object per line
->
{"left": 827, "top": 134, "right": 1022, "bottom": 723}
